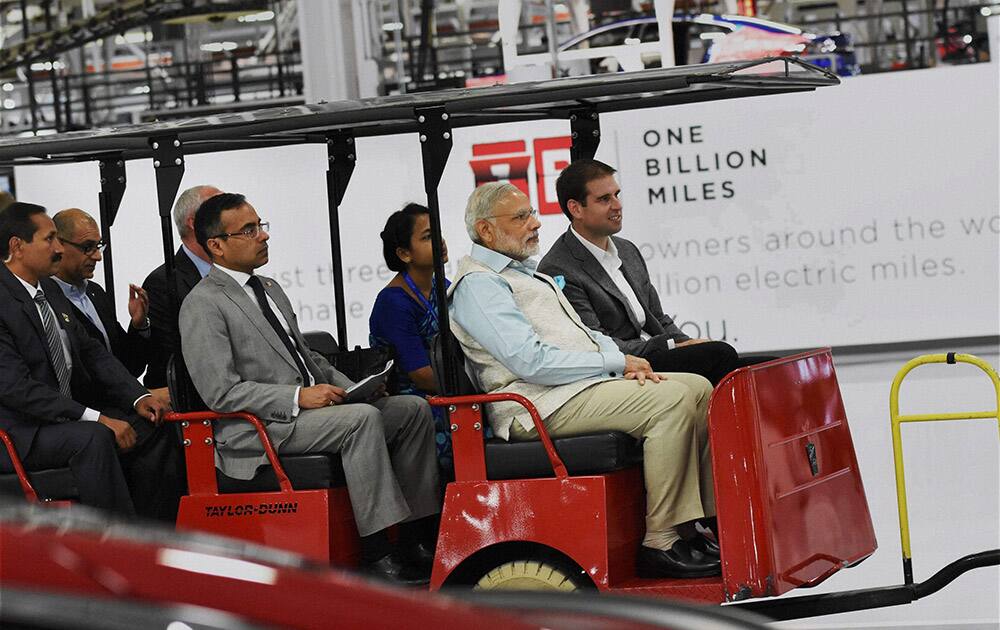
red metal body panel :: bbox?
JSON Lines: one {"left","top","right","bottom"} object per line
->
{"left": 0, "top": 516, "right": 540, "bottom": 630}
{"left": 709, "top": 349, "right": 877, "bottom": 600}
{"left": 431, "top": 468, "right": 644, "bottom": 589}
{"left": 166, "top": 411, "right": 360, "bottom": 567}
{"left": 176, "top": 488, "right": 359, "bottom": 566}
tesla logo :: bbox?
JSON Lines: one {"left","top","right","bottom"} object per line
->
{"left": 469, "top": 136, "right": 571, "bottom": 215}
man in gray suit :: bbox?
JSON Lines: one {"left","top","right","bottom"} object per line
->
{"left": 538, "top": 159, "right": 771, "bottom": 385}
{"left": 179, "top": 193, "right": 439, "bottom": 585}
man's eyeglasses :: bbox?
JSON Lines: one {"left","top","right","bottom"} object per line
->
{"left": 59, "top": 238, "right": 107, "bottom": 256}
{"left": 210, "top": 221, "right": 270, "bottom": 240}
{"left": 485, "top": 208, "right": 538, "bottom": 225}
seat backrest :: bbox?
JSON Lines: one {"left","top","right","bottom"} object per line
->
{"left": 167, "top": 353, "right": 207, "bottom": 413}
{"left": 430, "top": 334, "right": 479, "bottom": 396}
{"left": 303, "top": 330, "right": 338, "bottom": 362}
{"left": 304, "top": 330, "right": 398, "bottom": 393}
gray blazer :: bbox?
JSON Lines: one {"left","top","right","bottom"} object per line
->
{"left": 538, "top": 228, "right": 690, "bottom": 356}
{"left": 179, "top": 266, "right": 353, "bottom": 478}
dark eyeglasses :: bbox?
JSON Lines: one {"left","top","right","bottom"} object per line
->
{"left": 210, "top": 221, "right": 270, "bottom": 241}
{"left": 59, "top": 238, "right": 107, "bottom": 256}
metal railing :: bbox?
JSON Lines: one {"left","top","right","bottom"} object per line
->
{"left": 0, "top": 50, "right": 303, "bottom": 135}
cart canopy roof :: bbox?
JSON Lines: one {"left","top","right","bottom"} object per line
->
{"left": 0, "top": 58, "right": 837, "bottom": 166}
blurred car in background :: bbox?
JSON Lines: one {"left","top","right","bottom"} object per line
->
{"left": 558, "top": 14, "right": 860, "bottom": 77}
{"left": 0, "top": 505, "right": 772, "bottom": 630}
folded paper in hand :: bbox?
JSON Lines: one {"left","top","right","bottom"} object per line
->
{"left": 344, "top": 360, "right": 394, "bottom": 404}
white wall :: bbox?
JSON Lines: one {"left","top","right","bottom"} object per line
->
{"left": 13, "top": 62, "right": 1000, "bottom": 628}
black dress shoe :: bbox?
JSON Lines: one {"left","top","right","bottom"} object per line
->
{"left": 637, "top": 540, "right": 721, "bottom": 579}
{"left": 399, "top": 541, "right": 436, "bottom": 569}
{"left": 360, "top": 554, "right": 431, "bottom": 587}
{"left": 688, "top": 534, "right": 721, "bottom": 558}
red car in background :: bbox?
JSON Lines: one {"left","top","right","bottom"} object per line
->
{"left": 0, "top": 505, "right": 771, "bottom": 630}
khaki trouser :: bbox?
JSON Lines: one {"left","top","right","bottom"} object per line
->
{"left": 509, "top": 373, "right": 715, "bottom": 536}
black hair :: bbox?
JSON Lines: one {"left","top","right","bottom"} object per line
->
{"left": 0, "top": 202, "right": 48, "bottom": 258}
{"left": 380, "top": 203, "right": 430, "bottom": 272}
{"left": 193, "top": 192, "right": 246, "bottom": 259}
{"left": 555, "top": 159, "right": 618, "bottom": 220}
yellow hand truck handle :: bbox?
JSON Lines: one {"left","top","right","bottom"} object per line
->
{"left": 889, "top": 352, "right": 1000, "bottom": 585}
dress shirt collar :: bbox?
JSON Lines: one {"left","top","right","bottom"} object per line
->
{"left": 10, "top": 269, "right": 40, "bottom": 295}
{"left": 51, "top": 275, "right": 89, "bottom": 298}
{"left": 570, "top": 226, "right": 620, "bottom": 265}
{"left": 182, "top": 243, "right": 213, "bottom": 278}
{"left": 213, "top": 264, "right": 253, "bottom": 288}
{"left": 469, "top": 242, "right": 538, "bottom": 276}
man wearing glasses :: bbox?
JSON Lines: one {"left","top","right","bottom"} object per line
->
{"left": 0, "top": 202, "right": 178, "bottom": 519}
{"left": 47, "top": 207, "right": 185, "bottom": 522}
{"left": 449, "top": 182, "right": 720, "bottom": 579}
{"left": 52, "top": 208, "right": 151, "bottom": 379}
{"left": 180, "top": 193, "right": 440, "bottom": 585}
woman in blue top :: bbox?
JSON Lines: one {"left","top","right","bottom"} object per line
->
{"left": 370, "top": 203, "right": 454, "bottom": 476}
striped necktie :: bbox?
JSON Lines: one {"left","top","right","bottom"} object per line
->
{"left": 34, "top": 289, "right": 73, "bottom": 397}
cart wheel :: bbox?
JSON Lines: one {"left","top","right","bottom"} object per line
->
{"left": 473, "top": 559, "right": 588, "bottom": 591}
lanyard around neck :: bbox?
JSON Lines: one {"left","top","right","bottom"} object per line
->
{"left": 403, "top": 272, "right": 437, "bottom": 324}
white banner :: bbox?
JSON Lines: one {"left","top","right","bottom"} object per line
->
{"left": 15, "top": 63, "right": 999, "bottom": 352}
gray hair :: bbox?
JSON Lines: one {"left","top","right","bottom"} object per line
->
{"left": 173, "top": 185, "right": 220, "bottom": 237}
{"left": 464, "top": 182, "right": 521, "bottom": 242}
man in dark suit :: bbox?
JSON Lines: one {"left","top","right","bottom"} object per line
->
{"left": 538, "top": 160, "right": 771, "bottom": 385}
{"left": 0, "top": 203, "right": 170, "bottom": 516}
{"left": 142, "top": 185, "right": 221, "bottom": 389}
{"left": 52, "top": 208, "right": 151, "bottom": 378}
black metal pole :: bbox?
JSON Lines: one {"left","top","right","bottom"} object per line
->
{"left": 149, "top": 135, "right": 186, "bottom": 357}
{"left": 901, "top": 0, "right": 913, "bottom": 68}
{"left": 144, "top": 26, "right": 155, "bottom": 111}
{"left": 43, "top": 0, "right": 62, "bottom": 131}
{"left": 416, "top": 106, "right": 455, "bottom": 392}
{"left": 61, "top": 71, "right": 72, "bottom": 129}
{"left": 230, "top": 55, "right": 241, "bottom": 103}
{"left": 19, "top": 0, "right": 38, "bottom": 132}
{"left": 98, "top": 157, "right": 127, "bottom": 300}
{"left": 272, "top": 0, "right": 286, "bottom": 97}
{"left": 324, "top": 132, "right": 357, "bottom": 351}
{"left": 569, "top": 108, "right": 601, "bottom": 161}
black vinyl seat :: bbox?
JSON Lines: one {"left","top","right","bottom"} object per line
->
{"left": 485, "top": 432, "right": 642, "bottom": 480}
{"left": 430, "top": 335, "right": 642, "bottom": 480}
{"left": 216, "top": 454, "right": 347, "bottom": 492}
{"left": 0, "top": 465, "right": 78, "bottom": 501}
{"left": 167, "top": 354, "right": 347, "bottom": 493}
{"left": 0, "top": 427, "right": 78, "bottom": 503}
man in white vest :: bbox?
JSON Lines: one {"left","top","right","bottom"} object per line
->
{"left": 449, "top": 182, "right": 720, "bottom": 579}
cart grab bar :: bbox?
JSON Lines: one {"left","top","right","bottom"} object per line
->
{"left": 888, "top": 353, "right": 1000, "bottom": 585}
{"left": 163, "top": 411, "right": 294, "bottom": 495}
{"left": 0, "top": 428, "right": 39, "bottom": 502}
{"left": 428, "top": 392, "right": 568, "bottom": 480}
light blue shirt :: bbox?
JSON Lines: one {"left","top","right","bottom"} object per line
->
{"left": 450, "top": 243, "right": 626, "bottom": 386}
{"left": 51, "top": 276, "right": 110, "bottom": 349}
{"left": 183, "top": 243, "right": 213, "bottom": 278}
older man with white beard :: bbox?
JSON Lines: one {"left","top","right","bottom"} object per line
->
{"left": 448, "top": 182, "right": 721, "bottom": 579}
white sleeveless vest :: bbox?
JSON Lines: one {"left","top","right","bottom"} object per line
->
{"left": 448, "top": 254, "right": 615, "bottom": 440}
